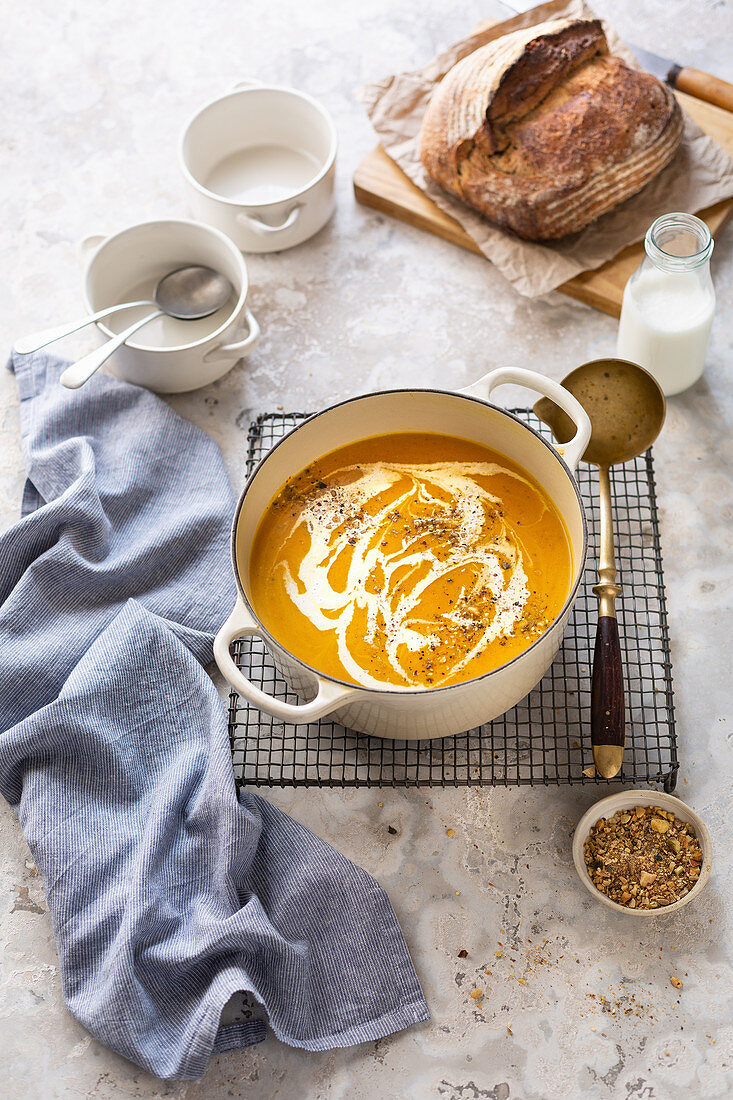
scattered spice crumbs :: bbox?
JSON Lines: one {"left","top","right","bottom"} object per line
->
{"left": 671, "top": 977, "right": 682, "bottom": 989}
{"left": 457, "top": 949, "right": 468, "bottom": 959}
{"left": 452, "top": 928, "right": 681, "bottom": 1030}
{"left": 583, "top": 805, "right": 703, "bottom": 909}
{"left": 446, "top": 828, "right": 455, "bottom": 837}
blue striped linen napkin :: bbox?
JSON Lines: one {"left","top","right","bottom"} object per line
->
{"left": 0, "top": 352, "right": 429, "bottom": 1081}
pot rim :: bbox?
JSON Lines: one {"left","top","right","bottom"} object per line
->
{"left": 179, "top": 85, "right": 338, "bottom": 210}
{"left": 82, "top": 218, "right": 250, "bottom": 353}
{"left": 231, "top": 388, "right": 589, "bottom": 696}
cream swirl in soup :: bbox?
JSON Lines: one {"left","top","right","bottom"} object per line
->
{"left": 248, "top": 433, "right": 572, "bottom": 690}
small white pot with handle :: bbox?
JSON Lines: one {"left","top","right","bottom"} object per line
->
{"left": 82, "top": 219, "right": 260, "bottom": 393}
{"left": 215, "top": 368, "right": 592, "bottom": 740}
{"left": 179, "top": 80, "right": 337, "bottom": 253}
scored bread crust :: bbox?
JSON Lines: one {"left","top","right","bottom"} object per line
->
{"left": 419, "top": 17, "right": 684, "bottom": 240}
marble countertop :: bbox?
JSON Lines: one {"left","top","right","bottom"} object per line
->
{"left": 1, "top": 1, "right": 732, "bottom": 1097}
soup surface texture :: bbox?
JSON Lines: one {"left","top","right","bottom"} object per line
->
{"left": 247, "top": 433, "right": 572, "bottom": 690}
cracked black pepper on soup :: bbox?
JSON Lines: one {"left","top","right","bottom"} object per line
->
{"left": 247, "top": 431, "right": 572, "bottom": 689}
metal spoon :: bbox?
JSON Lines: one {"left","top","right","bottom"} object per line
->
{"left": 58, "top": 266, "right": 233, "bottom": 390}
{"left": 16, "top": 265, "right": 233, "bottom": 389}
{"left": 15, "top": 265, "right": 234, "bottom": 357}
{"left": 14, "top": 300, "right": 159, "bottom": 356}
{"left": 534, "top": 358, "right": 666, "bottom": 779}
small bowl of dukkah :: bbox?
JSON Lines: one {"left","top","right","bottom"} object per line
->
{"left": 572, "top": 791, "right": 712, "bottom": 916}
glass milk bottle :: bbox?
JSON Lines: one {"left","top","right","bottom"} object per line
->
{"left": 616, "top": 212, "right": 715, "bottom": 396}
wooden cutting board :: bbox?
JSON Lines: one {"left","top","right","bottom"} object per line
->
{"left": 354, "top": 90, "right": 733, "bottom": 317}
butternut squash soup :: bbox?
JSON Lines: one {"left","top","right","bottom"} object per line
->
{"left": 247, "top": 433, "right": 572, "bottom": 690}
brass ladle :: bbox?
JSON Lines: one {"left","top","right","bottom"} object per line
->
{"left": 534, "top": 359, "right": 666, "bottom": 779}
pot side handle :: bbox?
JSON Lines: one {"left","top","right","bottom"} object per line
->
{"left": 78, "top": 233, "right": 108, "bottom": 261}
{"left": 463, "top": 367, "right": 591, "bottom": 474}
{"left": 231, "top": 77, "right": 263, "bottom": 91}
{"left": 236, "top": 205, "right": 302, "bottom": 235}
{"left": 214, "top": 598, "right": 358, "bottom": 723}
{"left": 204, "top": 309, "right": 260, "bottom": 362}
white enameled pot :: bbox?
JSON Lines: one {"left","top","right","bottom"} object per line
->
{"left": 180, "top": 81, "right": 337, "bottom": 253}
{"left": 214, "top": 368, "right": 591, "bottom": 740}
{"left": 83, "top": 219, "right": 260, "bottom": 393}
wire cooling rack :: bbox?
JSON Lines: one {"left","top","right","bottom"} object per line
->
{"left": 228, "top": 411, "right": 678, "bottom": 791}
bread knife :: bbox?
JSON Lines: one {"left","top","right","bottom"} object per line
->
{"left": 498, "top": 0, "right": 733, "bottom": 112}
{"left": 631, "top": 44, "right": 733, "bottom": 113}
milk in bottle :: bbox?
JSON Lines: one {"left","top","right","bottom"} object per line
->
{"left": 616, "top": 212, "right": 715, "bottom": 396}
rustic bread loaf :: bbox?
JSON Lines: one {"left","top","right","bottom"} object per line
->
{"left": 419, "top": 18, "right": 684, "bottom": 240}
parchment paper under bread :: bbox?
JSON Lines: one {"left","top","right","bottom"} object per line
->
{"left": 360, "top": 0, "right": 733, "bottom": 297}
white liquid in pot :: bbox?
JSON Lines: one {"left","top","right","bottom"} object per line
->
{"left": 103, "top": 276, "right": 238, "bottom": 348}
{"left": 616, "top": 268, "right": 714, "bottom": 396}
{"left": 205, "top": 144, "right": 321, "bottom": 203}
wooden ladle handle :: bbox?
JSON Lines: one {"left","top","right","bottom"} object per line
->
{"left": 591, "top": 615, "right": 625, "bottom": 778}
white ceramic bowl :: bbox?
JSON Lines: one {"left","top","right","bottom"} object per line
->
{"left": 180, "top": 80, "right": 337, "bottom": 253}
{"left": 214, "top": 367, "right": 592, "bottom": 740}
{"left": 573, "top": 790, "right": 713, "bottom": 916}
{"left": 83, "top": 219, "right": 260, "bottom": 393}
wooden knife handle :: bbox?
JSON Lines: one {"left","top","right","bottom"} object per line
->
{"left": 591, "top": 615, "right": 625, "bottom": 779}
{"left": 675, "top": 67, "right": 733, "bottom": 113}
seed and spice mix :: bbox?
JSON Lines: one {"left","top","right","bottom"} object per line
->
{"left": 584, "top": 805, "right": 703, "bottom": 909}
